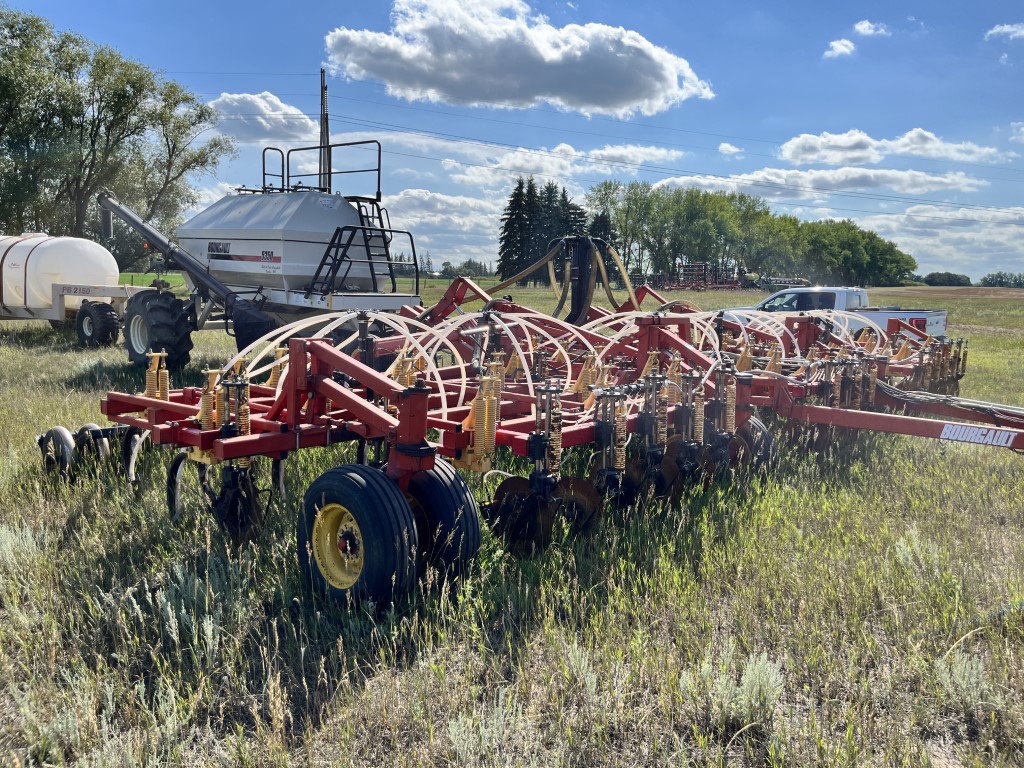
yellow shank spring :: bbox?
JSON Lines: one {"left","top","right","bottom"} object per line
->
{"left": 694, "top": 386, "right": 705, "bottom": 443}
{"left": 725, "top": 376, "right": 737, "bottom": 434}
{"left": 237, "top": 404, "right": 251, "bottom": 468}
{"left": 613, "top": 401, "right": 626, "bottom": 471}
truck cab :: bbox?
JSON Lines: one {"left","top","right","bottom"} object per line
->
{"left": 757, "top": 287, "right": 867, "bottom": 312}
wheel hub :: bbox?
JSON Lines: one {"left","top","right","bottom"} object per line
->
{"left": 313, "top": 503, "right": 365, "bottom": 589}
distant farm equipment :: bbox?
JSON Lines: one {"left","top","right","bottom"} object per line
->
{"left": 38, "top": 233, "right": 1024, "bottom": 610}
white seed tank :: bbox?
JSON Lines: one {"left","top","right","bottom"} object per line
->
{"left": 177, "top": 190, "right": 373, "bottom": 293}
{"left": 0, "top": 234, "right": 119, "bottom": 310}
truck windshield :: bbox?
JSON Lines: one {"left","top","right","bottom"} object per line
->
{"left": 761, "top": 292, "right": 798, "bottom": 311}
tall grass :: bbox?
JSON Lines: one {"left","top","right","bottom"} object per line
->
{"left": 1, "top": 288, "right": 1022, "bottom": 766}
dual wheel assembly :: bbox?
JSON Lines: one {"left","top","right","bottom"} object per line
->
{"left": 299, "top": 459, "right": 482, "bottom": 606}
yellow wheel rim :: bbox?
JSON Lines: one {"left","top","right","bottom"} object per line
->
{"left": 312, "top": 503, "right": 365, "bottom": 590}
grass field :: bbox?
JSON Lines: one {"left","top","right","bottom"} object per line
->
{"left": 1, "top": 285, "right": 1023, "bottom": 766}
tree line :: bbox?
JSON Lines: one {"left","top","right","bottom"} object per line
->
{"left": 0, "top": 7, "right": 233, "bottom": 269}
{"left": 498, "top": 177, "right": 919, "bottom": 287}
{"left": 979, "top": 272, "right": 1024, "bottom": 288}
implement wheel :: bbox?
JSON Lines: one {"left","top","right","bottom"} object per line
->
{"left": 300, "top": 464, "right": 418, "bottom": 606}
{"left": 124, "top": 290, "right": 194, "bottom": 369}
{"left": 76, "top": 301, "right": 119, "bottom": 347}
{"left": 38, "top": 426, "right": 76, "bottom": 477}
{"left": 729, "top": 416, "right": 777, "bottom": 472}
{"left": 406, "top": 458, "right": 481, "bottom": 579}
{"left": 486, "top": 476, "right": 553, "bottom": 554}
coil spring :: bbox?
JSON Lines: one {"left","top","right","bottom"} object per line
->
{"left": 725, "top": 376, "right": 737, "bottom": 433}
{"left": 867, "top": 362, "right": 878, "bottom": 405}
{"left": 851, "top": 365, "right": 862, "bottom": 410}
{"left": 237, "top": 404, "right": 251, "bottom": 468}
{"left": 613, "top": 401, "right": 626, "bottom": 471}
{"left": 831, "top": 370, "right": 843, "bottom": 407}
{"left": 694, "top": 386, "right": 705, "bottom": 443}
{"left": 145, "top": 367, "right": 158, "bottom": 399}
{"left": 199, "top": 388, "right": 215, "bottom": 430}
{"left": 157, "top": 368, "right": 170, "bottom": 401}
{"left": 548, "top": 406, "right": 562, "bottom": 475}
{"left": 656, "top": 393, "right": 668, "bottom": 446}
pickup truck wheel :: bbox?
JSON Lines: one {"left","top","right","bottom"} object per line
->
{"left": 124, "top": 290, "right": 194, "bottom": 369}
{"left": 76, "top": 301, "right": 119, "bottom": 347}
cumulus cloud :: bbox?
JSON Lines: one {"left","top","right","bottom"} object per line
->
{"left": 857, "top": 204, "right": 1024, "bottom": 278}
{"left": 385, "top": 188, "right": 504, "bottom": 264}
{"left": 324, "top": 0, "right": 713, "bottom": 117}
{"left": 718, "top": 142, "right": 743, "bottom": 157}
{"left": 1011, "top": 122, "right": 1024, "bottom": 143}
{"left": 209, "top": 92, "right": 318, "bottom": 142}
{"left": 823, "top": 39, "right": 855, "bottom": 58}
{"left": 655, "top": 167, "right": 987, "bottom": 199}
{"left": 587, "top": 144, "right": 685, "bottom": 167}
{"left": 780, "top": 128, "right": 1017, "bottom": 165}
{"left": 985, "top": 23, "right": 1024, "bottom": 41}
{"left": 854, "top": 20, "right": 890, "bottom": 37}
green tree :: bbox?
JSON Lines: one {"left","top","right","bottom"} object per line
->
{"left": 497, "top": 176, "right": 528, "bottom": 280}
{"left": 0, "top": 8, "right": 233, "bottom": 268}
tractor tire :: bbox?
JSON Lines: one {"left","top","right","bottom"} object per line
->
{"left": 75, "top": 301, "right": 119, "bottom": 347}
{"left": 406, "top": 458, "right": 481, "bottom": 579}
{"left": 299, "top": 464, "right": 418, "bottom": 606}
{"left": 123, "top": 290, "right": 194, "bottom": 369}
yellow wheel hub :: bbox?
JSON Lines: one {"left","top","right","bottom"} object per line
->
{"left": 312, "top": 503, "right": 365, "bottom": 590}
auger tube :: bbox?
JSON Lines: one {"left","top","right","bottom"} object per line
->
{"left": 97, "top": 189, "right": 277, "bottom": 348}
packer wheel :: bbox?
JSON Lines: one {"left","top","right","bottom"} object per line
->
{"left": 299, "top": 464, "right": 418, "bottom": 605}
{"left": 405, "top": 458, "right": 481, "bottom": 578}
{"left": 38, "top": 426, "right": 76, "bottom": 476}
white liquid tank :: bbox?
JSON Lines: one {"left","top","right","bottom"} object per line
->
{"left": 0, "top": 234, "right": 119, "bottom": 310}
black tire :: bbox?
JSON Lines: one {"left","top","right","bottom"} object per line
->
{"left": 406, "top": 458, "right": 481, "bottom": 578}
{"left": 75, "top": 301, "right": 119, "bottom": 347}
{"left": 38, "top": 426, "right": 76, "bottom": 476}
{"left": 123, "top": 290, "right": 194, "bottom": 369}
{"left": 300, "top": 464, "right": 418, "bottom": 606}
{"left": 731, "top": 416, "right": 777, "bottom": 472}
{"left": 74, "top": 423, "right": 111, "bottom": 471}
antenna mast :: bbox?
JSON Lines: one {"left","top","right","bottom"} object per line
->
{"left": 318, "top": 68, "right": 330, "bottom": 192}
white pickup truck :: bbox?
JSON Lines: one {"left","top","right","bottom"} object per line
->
{"left": 740, "top": 286, "right": 948, "bottom": 337}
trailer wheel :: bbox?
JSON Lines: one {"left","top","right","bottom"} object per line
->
{"left": 38, "top": 426, "right": 76, "bottom": 476}
{"left": 76, "top": 301, "right": 119, "bottom": 347}
{"left": 405, "top": 458, "right": 481, "bottom": 578}
{"left": 124, "top": 290, "right": 194, "bottom": 369}
{"left": 300, "top": 464, "right": 418, "bottom": 606}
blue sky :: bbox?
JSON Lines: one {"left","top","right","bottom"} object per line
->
{"left": 11, "top": 0, "right": 1024, "bottom": 279}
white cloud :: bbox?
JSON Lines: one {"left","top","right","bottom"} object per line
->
{"left": 1001, "top": 52, "right": 1011, "bottom": 66}
{"left": 718, "top": 142, "right": 743, "bottom": 157}
{"left": 823, "top": 39, "right": 855, "bottom": 58}
{"left": 587, "top": 144, "right": 685, "bottom": 167}
{"left": 1011, "top": 122, "right": 1024, "bottom": 143}
{"left": 780, "top": 128, "right": 1017, "bottom": 165}
{"left": 209, "top": 92, "right": 318, "bottom": 142}
{"left": 857, "top": 204, "right": 1024, "bottom": 278}
{"left": 655, "top": 167, "right": 987, "bottom": 199}
{"left": 324, "top": 0, "right": 713, "bottom": 117}
{"left": 854, "top": 20, "right": 890, "bottom": 37}
{"left": 985, "top": 23, "right": 1024, "bottom": 41}
{"left": 385, "top": 188, "right": 504, "bottom": 264}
